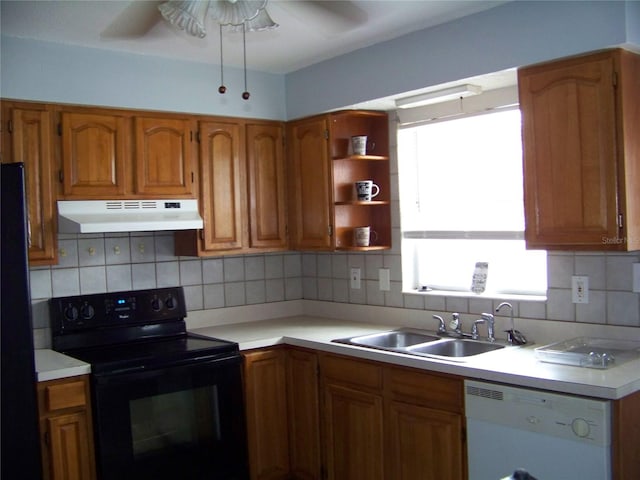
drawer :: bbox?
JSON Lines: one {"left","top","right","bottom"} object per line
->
{"left": 387, "top": 366, "right": 463, "bottom": 413}
{"left": 320, "top": 354, "right": 383, "bottom": 391}
{"left": 39, "top": 376, "right": 88, "bottom": 413}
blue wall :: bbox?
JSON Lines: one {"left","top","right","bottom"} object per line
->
{"left": 285, "top": 0, "right": 639, "bottom": 119}
{"left": 0, "top": 36, "right": 286, "bottom": 120}
{"left": 1, "top": 1, "right": 638, "bottom": 120}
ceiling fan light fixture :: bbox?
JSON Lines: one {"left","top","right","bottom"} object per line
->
{"left": 158, "top": 1, "right": 210, "bottom": 38}
{"left": 208, "top": 0, "right": 268, "bottom": 27}
{"left": 395, "top": 84, "right": 482, "bottom": 109}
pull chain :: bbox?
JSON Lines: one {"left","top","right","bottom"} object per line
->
{"left": 242, "top": 22, "right": 250, "bottom": 100}
{"left": 218, "top": 24, "right": 226, "bottom": 94}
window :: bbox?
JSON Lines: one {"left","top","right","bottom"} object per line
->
{"left": 398, "top": 106, "right": 547, "bottom": 299}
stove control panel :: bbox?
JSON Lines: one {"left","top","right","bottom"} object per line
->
{"left": 50, "top": 287, "right": 186, "bottom": 333}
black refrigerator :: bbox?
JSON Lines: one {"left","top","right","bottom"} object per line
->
{"left": 1, "top": 162, "right": 43, "bottom": 479}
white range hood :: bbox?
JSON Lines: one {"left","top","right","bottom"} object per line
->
{"left": 57, "top": 199, "right": 204, "bottom": 234}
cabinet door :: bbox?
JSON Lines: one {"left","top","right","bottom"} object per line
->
{"left": 323, "top": 383, "right": 384, "bottom": 480}
{"left": 287, "top": 116, "right": 333, "bottom": 249}
{"left": 3, "top": 103, "right": 57, "bottom": 265}
{"left": 519, "top": 53, "right": 620, "bottom": 249}
{"left": 134, "top": 116, "right": 196, "bottom": 196}
{"left": 387, "top": 401, "right": 464, "bottom": 480}
{"left": 60, "top": 111, "right": 129, "bottom": 198}
{"left": 244, "top": 349, "right": 290, "bottom": 480}
{"left": 247, "top": 122, "right": 287, "bottom": 250}
{"left": 286, "top": 349, "right": 321, "bottom": 480}
{"left": 45, "top": 411, "right": 94, "bottom": 480}
{"left": 198, "top": 121, "right": 246, "bottom": 252}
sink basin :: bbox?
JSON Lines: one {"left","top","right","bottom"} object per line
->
{"left": 335, "top": 329, "right": 440, "bottom": 350}
{"left": 407, "top": 339, "right": 505, "bottom": 358}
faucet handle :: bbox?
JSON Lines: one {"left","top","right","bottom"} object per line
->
{"left": 432, "top": 315, "right": 446, "bottom": 333}
{"left": 471, "top": 318, "right": 485, "bottom": 340}
{"left": 449, "top": 312, "right": 461, "bottom": 332}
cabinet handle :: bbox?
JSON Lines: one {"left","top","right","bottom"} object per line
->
{"left": 43, "top": 430, "right": 50, "bottom": 447}
{"left": 58, "top": 170, "right": 64, "bottom": 183}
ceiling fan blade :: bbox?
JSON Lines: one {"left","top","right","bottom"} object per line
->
{"left": 101, "top": 1, "right": 164, "bottom": 39}
{"left": 283, "top": 0, "right": 368, "bottom": 33}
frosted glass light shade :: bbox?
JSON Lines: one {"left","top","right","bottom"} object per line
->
{"left": 159, "top": 0, "right": 210, "bottom": 38}
{"left": 208, "top": 0, "right": 268, "bottom": 26}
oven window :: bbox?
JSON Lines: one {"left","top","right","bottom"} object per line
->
{"left": 130, "top": 385, "right": 220, "bottom": 458}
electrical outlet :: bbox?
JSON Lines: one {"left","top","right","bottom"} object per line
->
{"left": 350, "top": 268, "right": 361, "bottom": 289}
{"left": 379, "top": 268, "right": 390, "bottom": 291}
{"left": 633, "top": 263, "right": 640, "bottom": 293}
{"left": 572, "top": 276, "right": 589, "bottom": 304}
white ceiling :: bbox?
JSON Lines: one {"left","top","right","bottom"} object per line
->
{"left": 1, "top": 0, "right": 510, "bottom": 74}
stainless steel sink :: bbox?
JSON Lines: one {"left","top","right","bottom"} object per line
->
{"left": 335, "top": 329, "right": 440, "bottom": 350}
{"left": 332, "top": 328, "right": 510, "bottom": 360}
{"left": 407, "top": 339, "right": 505, "bottom": 358}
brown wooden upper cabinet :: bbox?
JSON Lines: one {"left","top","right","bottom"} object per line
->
{"left": 519, "top": 49, "right": 640, "bottom": 251}
{"left": 1, "top": 100, "right": 57, "bottom": 265}
{"left": 174, "top": 119, "right": 287, "bottom": 256}
{"left": 58, "top": 107, "right": 197, "bottom": 199}
{"left": 287, "top": 110, "right": 391, "bottom": 251}
{"left": 60, "top": 109, "right": 129, "bottom": 198}
{"left": 134, "top": 116, "right": 197, "bottom": 197}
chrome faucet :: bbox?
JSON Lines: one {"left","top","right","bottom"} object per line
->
{"left": 481, "top": 313, "right": 496, "bottom": 342}
{"left": 496, "top": 302, "right": 527, "bottom": 345}
{"left": 432, "top": 315, "right": 447, "bottom": 334}
{"left": 471, "top": 318, "right": 485, "bottom": 340}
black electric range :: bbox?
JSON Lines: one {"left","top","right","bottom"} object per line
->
{"left": 50, "top": 287, "right": 249, "bottom": 480}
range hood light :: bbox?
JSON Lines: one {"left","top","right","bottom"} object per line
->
{"left": 395, "top": 84, "right": 482, "bottom": 109}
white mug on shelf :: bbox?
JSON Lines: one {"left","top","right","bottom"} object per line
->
{"left": 355, "top": 180, "right": 380, "bottom": 201}
{"left": 353, "top": 226, "right": 378, "bottom": 247}
{"left": 351, "top": 135, "right": 368, "bottom": 155}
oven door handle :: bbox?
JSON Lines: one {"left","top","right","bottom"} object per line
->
{"left": 93, "top": 352, "right": 242, "bottom": 385}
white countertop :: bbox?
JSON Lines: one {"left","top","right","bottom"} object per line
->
{"left": 35, "top": 349, "right": 91, "bottom": 382}
{"left": 191, "top": 315, "right": 640, "bottom": 400}
{"left": 36, "top": 315, "right": 640, "bottom": 399}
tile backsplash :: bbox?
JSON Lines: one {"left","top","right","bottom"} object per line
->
{"left": 30, "top": 230, "right": 640, "bottom": 349}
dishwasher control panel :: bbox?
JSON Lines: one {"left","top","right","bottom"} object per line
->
{"left": 464, "top": 380, "right": 611, "bottom": 446}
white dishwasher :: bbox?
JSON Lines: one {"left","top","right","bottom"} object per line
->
{"left": 464, "top": 380, "right": 611, "bottom": 480}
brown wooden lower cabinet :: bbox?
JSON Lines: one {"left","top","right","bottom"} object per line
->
{"left": 244, "top": 348, "right": 466, "bottom": 480}
{"left": 37, "top": 375, "right": 96, "bottom": 480}
{"left": 245, "top": 347, "right": 640, "bottom": 480}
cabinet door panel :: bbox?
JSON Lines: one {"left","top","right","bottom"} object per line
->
{"left": 286, "top": 349, "right": 321, "bottom": 480}
{"left": 199, "top": 121, "right": 245, "bottom": 251}
{"left": 287, "top": 117, "right": 332, "bottom": 249}
{"left": 387, "top": 401, "right": 464, "bottom": 480}
{"left": 46, "top": 412, "right": 94, "bottom": 480}
{"left": 247, "top": 123, "right": 287, "bottom": 249}
{"left": 135, "top": 117, "right": 195, "bottom": 196}
{"left": 61, "top": 112, "right": 128, "bottom": 197}
{"left": 323, "top": 384, "right": 384, "bottom": 480}
{"left": 520, "top": 55, "right": 619, "bottom": 248}
{"left": 244, "top": 349, "right": 290, "bottom": 480}
{"left": 7, "top": 105, "right": 57, "bottom": 265}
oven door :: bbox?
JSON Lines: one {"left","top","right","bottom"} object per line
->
{"left": 92, "top": 354, "right": 248, "bottom": 480}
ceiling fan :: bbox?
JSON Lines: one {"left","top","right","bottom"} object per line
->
{"left": 100, "top": 0, "right": 367, "bottom": 40}
{"left": 100, "top": 0, "right": 366, "bottom": 100}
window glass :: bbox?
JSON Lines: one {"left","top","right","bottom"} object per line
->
{"left": 398, "top": 108, "right": 547, "bottom": 298}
